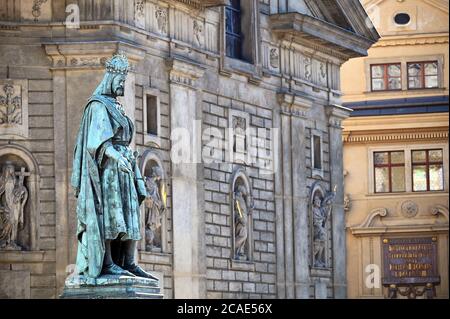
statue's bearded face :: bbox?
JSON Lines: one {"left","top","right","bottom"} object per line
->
{"left": 111, "top": 74, "right": 126, "bottom": 97}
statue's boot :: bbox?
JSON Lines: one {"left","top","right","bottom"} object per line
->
{"left": 102, "top": 239, "right": 135, "bottom": 277}
{"left": 102, "top": 263, "right": 136, "bottom": 277}
{"left": 124, "top": 264, "right": 159, "bottom": 281}
{"left": 123, "top": 240, "right": 159, "bottom": 281}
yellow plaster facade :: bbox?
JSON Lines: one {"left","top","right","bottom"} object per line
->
{"left": 341, "top": 0, "right": 449, "bottom": 299}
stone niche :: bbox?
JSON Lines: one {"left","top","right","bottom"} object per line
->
{"left": 230, "top": 166, "right": 254, "bottom": 262}
{"left": 139, "top": 149, "right": 168, "bottom": 253}
{"left": 309, "top": 181, "right": 334, "bottom": 270}
{"left": 0, "top": 144, "right": 40, "bottom": 251}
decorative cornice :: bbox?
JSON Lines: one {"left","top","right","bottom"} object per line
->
{"left": 43, "top": 41, "right": 145, "bottom": 70}
{"left": 277, "top": 92, "right": 313, "bottom": 118}
{"left": 350, "top": 205, "right": 450, "bottom": 236}
{"left": 373, "top": 35, "right": 449, "bottom": 47}
{"left": 166, "top": 56, "right": 205, "bottom": 88}
{"left": 270, "top": 13, "right": 376, "bottom": 60}
{"left": 343, "top": 130, "right": 448, "bottom": 143}
{"left": 326, "top": 104, "right": 352, "bottom": 128}
{"left": 431, "top": 205, "right": 449, "bottom": 222}
{"left": 357, "top": 207, "right": 388, "bottom": 229}
{"left": 169, "top": 0, "right": 229, "bottom": 9}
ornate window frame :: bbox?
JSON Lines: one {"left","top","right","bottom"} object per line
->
{"left": 367, "top": 143, "right": 449, "bottom": 195}
{"left": 219, "top": 0, "right": 262, "bottom": 80}
{"left": 364, "top": 55, "right": 445, "bottom": 94}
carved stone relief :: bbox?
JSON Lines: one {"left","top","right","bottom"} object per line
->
{"left": 134, "top": 0, "right": 146, "bottom": 29}
{"left": 0, "top": 80, "right": 28, "bottom": 139}
{"left": 319, "top": 62, "right": 327, "bottom": 86}
{"left": 344, "top": 194, "right": 351, "bottom": 212}
{"left": 31, "top": 0, "right": 48, "bottom": 22}
{"left": 193, "top": 20, "right": 204, "bottom": 47}
{"left": 401, "top": 200, "right": 419, "bottom": 218}
{"left": 304, "top": 57, "right": 312, "bottom": 81}
{"left": 155, "top": 6, "right": 168, "bottom": 35}
{"left": 0, "top": 84, "right": 22, "bottom": 125}
{"left": 269, "top": 48, "right": 279, "bottom": 69}
{"left": 228, "top": 109, "right": 250, "bottom": 165}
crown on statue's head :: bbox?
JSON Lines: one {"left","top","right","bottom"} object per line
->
{"left": 105, "top": 53, "right": 130, "bottom": 75}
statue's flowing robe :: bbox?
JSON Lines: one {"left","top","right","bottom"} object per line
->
{"left": 234, "top": 194, "right": 248, "bottom": 255}
{"left": 71, "top": 94, "right": 147, "bottom": 278}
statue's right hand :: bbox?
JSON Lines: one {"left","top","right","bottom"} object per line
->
{"left": 118, "top": 156, "right": 133, "bottom": 174}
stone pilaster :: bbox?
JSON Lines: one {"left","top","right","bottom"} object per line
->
{"left": 167, "top": 57, "right": 206, "bottom": 298}
{"left": 326, "top": 104, "right": 351, "bottom": 299}
{"left": 276, "top": 93, "right": 313, "bottom": 299}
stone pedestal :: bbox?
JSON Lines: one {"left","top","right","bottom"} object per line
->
{"left": 60, "top": 275, "right": 163, "bottom": 299}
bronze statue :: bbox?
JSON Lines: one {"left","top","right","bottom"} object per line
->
{"left": 71, "top": 54, "right": 156, "bottom": 280}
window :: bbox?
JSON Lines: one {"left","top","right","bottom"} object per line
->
{"left": 313, "top": 135, "right": 322, "bottom": 170}
{"left": 412, "top": 149, "right": 444, "bottom": 191}
{"left": 146, "top": 95, "right": 158, "bottom": 136}
{"left": 408, "top": 61, "right": 439, "bottom": 89}
{"left": 374, "top": 151, "right": 405, "bottom": 193}
{"left": 143, "top": 88, "right": 161, "bottom": 147}
{"left": 226, "top": 0, "right": 242, "bottom": 59}
{"left": 371, "top": 64, "right": 402, "bottom": 91}
{"left": 394, "top": 13, "right": 411, "bottom": 25}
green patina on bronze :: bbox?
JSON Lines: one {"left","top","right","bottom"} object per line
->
{"left": 71, "top": 54, "right": 154, "bottom": 280}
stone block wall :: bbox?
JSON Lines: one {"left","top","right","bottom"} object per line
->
{"left": 202, "top": 92, "right": 277, "bottom": 299}
{"left": 134, "top": 56, "right": 174, "bottom": 299}
{"left": 0, "top": 0, "right": 370, "bottom": 299}
{"left": 0, "top": 42, "right": 56, "bottom": 298}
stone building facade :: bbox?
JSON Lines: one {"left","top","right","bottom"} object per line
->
{"left": 341, "top": 0, "right": 449, "bottom": 299}
{"left": 0, "top": 0, "right": 378, "bottom": 299}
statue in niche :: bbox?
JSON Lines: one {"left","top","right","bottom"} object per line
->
{"left": 71, "top": 54, "right": 157, "bottom": 280}
{"left": 0, "top": 164, "right": 29, "bottom": 250}
{"left": 233, "top": 184, "right": 253, "bottom": 260}
{"left": 144, "top": 166, "right": 167, "bottom": 251}
{"left": 312, "top": 188, "right": 335, "bottom": 268}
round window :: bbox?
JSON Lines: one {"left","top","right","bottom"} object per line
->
{"left": 394, "top": 13, "right": 411, "bottom": 25}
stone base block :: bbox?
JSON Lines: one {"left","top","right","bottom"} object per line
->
{"left": 60, "top": 275, "right": 163, "bottom": 299}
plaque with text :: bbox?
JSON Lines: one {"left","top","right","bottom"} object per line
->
{"left": 382, "top": 237, "right": 440, "bottom": 285}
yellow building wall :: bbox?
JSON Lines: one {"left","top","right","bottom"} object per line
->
{"left": 342, "top": 0, "right": 449, "bottom": 299}
{"left": 342, "top": 0, "right": 449, "bottom": 102}
{"left": 343, "top": 114, "right": 449, "bottom": 299}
